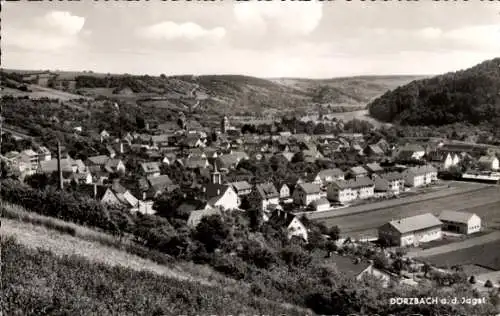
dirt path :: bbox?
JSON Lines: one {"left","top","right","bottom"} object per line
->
{"left": 407, "top": 231, "right": 500, "bottom": 258}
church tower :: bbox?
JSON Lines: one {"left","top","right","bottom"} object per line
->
{"left": 211, "top": 162, "right": 222, "bottom": 185}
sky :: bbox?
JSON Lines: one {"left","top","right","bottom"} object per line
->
{"left": 2, "top": 0, "right": 499, "bottom": 78}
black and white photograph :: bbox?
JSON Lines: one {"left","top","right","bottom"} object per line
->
{"left": 1, "top": 0, "right": 500, "bottom": 315}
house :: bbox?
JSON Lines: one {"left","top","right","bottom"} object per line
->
{"left": 327, "top": 177, "right": 375, "bottom": 203}
{"left": 402, "top": 165, "right": 438, "bottom": 187}
{"left": 151, "top": 134, "right": 171, "bottom": 149}
{"left": 140, "top": 162, "right": 161, "bottom": 178}
{"left": 215, "top": 153, "right": 247, "bottom": 170}
{"left": 478, "top": 155, "right": 499, "bottom": 171}
{"left": 292, "top": 182, "right": 322, "bottom": 206}
{"left": 187, "top": 205, "right": 223, "bottom": 229}
{"left": 396, "top": 144, "right": 426, "bottom": 161}
{"left": 183, "top": 134, "right": 205, "bottom": 148}
{"left": 349, "top": 166, "right": 369, "bottom": 179}
{"left": 104, "top": 159, "right": 126, "bottom": 174}
{"left": 325, "top": 253, "right": 392, "bottom": 288}
{"left": 182, "top": 157, "right": 210, "bottom": 170}
{"left": 375, "top": 138, "right": 392, "bottom": 154}
{"left": 365, "top": 162, "right": 384, "bottom": 174}
{"left": 268, "top": 210, "right": 308, "bottom": 242}
{"left": 147, "top": 175, "right": 177, "bottom": 198}
{"left": 365, "top": 144, "right": 385, "bottom": 158}
{"left": 316, "top": 168, "right": 345, "bottom": 185}
{"left": 439, "top": 211, "right": 481, "bottom": 235}
{"left": 38, "top": 158, "right": 83, "bottom": 175}
{"left": 310, "top": 198, "right": 330, "bottom": 212}
{"left": 276, "top": 152, "right": 295, "bottom": 163}
{"left": 378, "top": 213, "right": 443, "bottom": 247}
{"left": 278, "top": 183, "right": 291, "bottom": 199}
{"left": 162, "top": 153, "right": 176, "bottom": 165}
{"left": 373, "top": 172, "right": 405, "bottom": 195}
{"left": 206, "top": 185, "right": 239, "bottom": 211}
{"left": 254, "top": 182, "right": 280, "bottom": 212}
{"left": 427, "top": 151, "right": 460, "bottom": 170}
{"left": 19, "top": 149, "right": 39, "bottom": 175}
{"left": 37, "top": 146, "right": 51, "bottom": 162}
{"left": 228, "top": 181, "right": 253, "bottom": 196}
{"left": 302, "top": 149, "right": 323, "bottom": 163}
{"left": 86, "top": 155, "right": 110, "bottom": 167}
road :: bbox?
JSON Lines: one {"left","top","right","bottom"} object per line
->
{"left": 314, "top": 185, "right": 500, "bottom": 239}
{"left": 406, "top": 231, "right": 500, "bottom": 258}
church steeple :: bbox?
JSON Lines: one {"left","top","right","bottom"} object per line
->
{"left": 212, "top": 162, "right": 222, "bottom": 185}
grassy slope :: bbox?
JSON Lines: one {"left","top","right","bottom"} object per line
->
{"left": 1, "top": 212, "right": 312, "bottom": 316}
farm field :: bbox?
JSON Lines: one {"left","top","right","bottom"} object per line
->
{"left": 421, "top": 240, "right": 500, "bottom": 271}
{"left": 2, "top": 85, "right": 90, "bottom": 101}
{"left": 315, "top": 185, "right": 500, "bottom": 239}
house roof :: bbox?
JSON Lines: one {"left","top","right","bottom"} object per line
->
{"left": 216, "top": 154, "right": 240, "bottom": 169}
{"left": 187, "top": 206, "right": 222, "bottom": 228}
{"left": 268, "top": 210, "right": 299, "bottom": 228}
{"left": 207, "top": 186, "right": 235, "bottom": 207}
{"left": 87, "top": 155, "right": 110, "bottom": 165}
{"left": 380, "top": 172, "right": 403, "bottom": 181}
{"left": 387, "top": 213, "right": 442, "bottom": 234}
{"left": 37, "top": 146, "right": 51, "bottom": 155}
{"left": 140, "top": 162, "right": 160, "bottom": 174}
{"left": 297, "top": 182, "right": 321, "bottom": 194}
{"left": 332, "top": 176, "right": 374, "bottom": 190}
{"left": 39, "top": 158, "right": 74, "bottom": 174}
{"left": 399, "top": 144, "right": 425, "bottom": 153}
{"left": 21, "top": 149, "right": 38, "bottom": 157}
{"left": 350, "top": 166, "right": 368, "bottom": 175}
{"left": 79, "top": 183, "right": 109, "bottom": 200}
{"left": 256, "top": 182, "right": 279, "bottom": 200}
{"left": 478, "top": 155, "right": 498, "bottom": 163}
{"left": 152, "top": 134, "right": 171, "bottom": 143}
{"left": 229, "top": 181, "right": 252, "bottom": 192}
{"left": 405, "top": 165, "right": 438, "bottom": 176}
{"left": 427, "top": 151, "right": 451, "bottom": 162}
{"left": 317, "top": 168, "right": 344, "bottom": 180}
{"left": 183, "top": 157, "right": 208, "bottom": 169}
{"left": 105, "top": 159, "right": 123, "bottom": 169}
{"left": 365, "top": 163, "right": 384, "bottom": 173}
{"left": 147, "top": 174, "right": 173, "bottom": 189}
{"left": 368, "top": 144, "right": 384, "bottom": 155}
{"left": 327, "top": 253, "right": 372, "bottom": 279}
{"left": 439, "top": 210, "right": 476, "bottom": 224}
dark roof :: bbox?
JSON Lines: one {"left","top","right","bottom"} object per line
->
{"left": 79, "top": 183, "right": 109, "bottom": 200}
{"left": 228, "top": 181, "right": 252, "bottom": 192}
{"left": 368, "top": 144, "right": 384, "bottom": 155}
{"left": 365, "top": 163, "right": 384, "bottom": 173}
{"left": 147, "top": 174, "right": 173, "bottom": 190}
{"left": 297, "top": 182, "right": 321, "bottom": 194}
{"left": 327, "top": 253, "right": 372, "bottom": 279}
{"left": 87, "top": 155, "right": 110, "bottom": 165}
{"left": 256, "top": 182, "right": 279, "bottom": 200}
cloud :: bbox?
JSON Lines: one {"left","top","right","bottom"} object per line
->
{"left": 137, "top": 21, "right": 226, "bottom": 42}
{"left": 233, "top": 1, "right": 323, "bottom": 37}
{"left": 41, "top": 11, "right": 85, "bottom": 35}
{"left": 416, "top": 27, "right": 443, "bottom": 40}
{"left": 4, "top": 10, "right": 85, "bottom": 52}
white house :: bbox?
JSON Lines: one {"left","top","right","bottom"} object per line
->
{"left": 402, "top": 165, "right": 438, "bottom": 187}
{"left": 396, "top": 144, "right": 426, "bottom": 161}
{"left": 327, "top": 177, "right": 375, "bottom": 204}
{"left": 316, "top": 168, "right": 345, "bottom": 185}
{"left": 427, "top": 151, "right": 460, "bottom": 170}
{"left": 478, "top": 155, "right": 499, "bottom": 171}
{"left": 255, "top": 183, "right": 280, "bottom": 212}
{"left": 378, "top": 213, "right": 443, "bottom": 247}
{"left": 439, "top": 210, "right": 481, "bottom": 235}
{"left": 373, "top": 172, "right": 405, "bottom": 195}
{"left": 292, "top": 182, "right": 322, "bottom": 206}
{"left": 269, "top": 210, "right": 308, "bottom": 242}
{"left": 207, "top": 186, "right": 239, "bottom": 211}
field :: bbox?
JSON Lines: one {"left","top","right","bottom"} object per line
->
{"left": 314, "top": 183, "right": 500, "bottom": 239}
{"left": 422, "top": 240, "right": 500, "bottom": 271}
{"left": 2, "top": 85, "right": 90, "bottom": 101}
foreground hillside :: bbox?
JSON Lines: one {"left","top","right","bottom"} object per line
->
{"left": 1, "top": 69, "right": 422, "bottom": 116}
{"left": 368, "top": 58, "right": 500, "bottom": 126}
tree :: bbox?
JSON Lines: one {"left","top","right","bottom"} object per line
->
{"left": 373, "top": 253, "right": 390, "bottom": 270}
{"left": 484, "top": 280, "right": 493, "bottom": 288}
{"left": 469, "top": 276, "right": 477, "bottom": 284}
{"left": 193, "top": 214, "right": 230, "bottom": 253}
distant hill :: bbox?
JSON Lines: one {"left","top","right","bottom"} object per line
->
{"left": 368, "top": 58, "right": 500, "bottom": 126}
{"left": 2, "top": 69, "right": 422, "bottom": 116}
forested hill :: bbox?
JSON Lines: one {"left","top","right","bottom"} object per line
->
{"left": 368, "top": 58, "right": 500, "bottom": 126}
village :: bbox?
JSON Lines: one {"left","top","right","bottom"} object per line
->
{"left": 3, "top": 109, "right": 500, "bottom": 294}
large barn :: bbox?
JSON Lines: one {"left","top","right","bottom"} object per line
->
{"left": 378, "top": 213, "right": 443, "bottom": 247}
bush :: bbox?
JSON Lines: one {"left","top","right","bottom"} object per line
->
{"left": 484, "top": 280, "right": 493, "bottom": 288}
